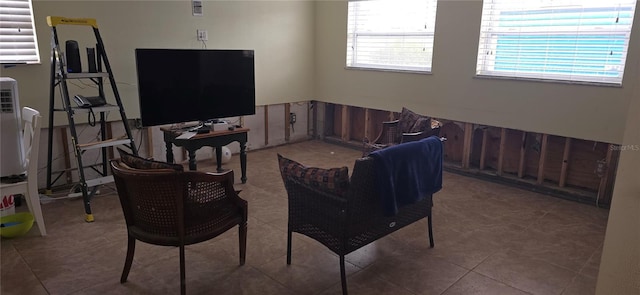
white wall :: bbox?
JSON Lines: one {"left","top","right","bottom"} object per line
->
{"left": 595, "top": 72, "right": 640, "bottom": 294}
{"left": 314, "top": 0, "right": 640, "bottom": 144}
{"left": 2, "top": 0, "right": 316, "bottom": 127}
{"left": 11, "top": 1, "right": 315, "bottom": 189}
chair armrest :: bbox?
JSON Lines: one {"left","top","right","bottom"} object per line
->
{"left": 401, "top": 125, "right": 441, "bottom": 143}
{"left": 373, "top": 120, "right": 401, "bottom": 145}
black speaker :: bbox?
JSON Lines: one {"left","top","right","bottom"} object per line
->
{"left": 65, "top": 40, "right": 82, "bottom": 73}
{"left": 86, "top": 47, "right": 97, "bottom": 73}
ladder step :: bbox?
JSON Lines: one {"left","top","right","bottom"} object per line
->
{"left": 77, "top": 138, "right": 131, "bottom": 150}
{"left": 73, "top": 104, "right": 120, "bottom": 114}
{"left": 85, "top": 175, "right": 113, "bottom": 188}
{"left": 66, "top": 72, "right": 109, "bottom": 79}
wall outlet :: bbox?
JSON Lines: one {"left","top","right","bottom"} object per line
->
{"left": 192, "top": 0, "right": 203, "bottom": 16}
{"left": 290, "top": 112, "right": 297, "bottom": 124}
{"left": 197, "top": 29, "right": 208, "bottom": 41}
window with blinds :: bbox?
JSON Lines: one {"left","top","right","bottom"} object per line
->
{"left": 476, "top": 0, "right": 637, "bottom": 85}
{"left": 0, "top": 0, "right": 40, "bottom": 64}
{"left": 346, "top": 0, "right": 438, "bottom": 72}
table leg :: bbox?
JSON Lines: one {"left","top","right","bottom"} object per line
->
{"left": 215, "top": 146, "right": 223, "bottom": 173}
{"left": 166, "top": 142, "right": 174, "bottom": 163}
{"left": 188, "top": 150, "right": 197, "bottom": 171}
{"left": 240, "top": 142, "right": 247, "bottom": 183}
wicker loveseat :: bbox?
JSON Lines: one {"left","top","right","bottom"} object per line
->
{"left": 278, "top": 138, "right": 443, "bottom": 295}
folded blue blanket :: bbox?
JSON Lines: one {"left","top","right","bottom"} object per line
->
{"left": 370, "top": 136, "right": 443, "bottom": 216}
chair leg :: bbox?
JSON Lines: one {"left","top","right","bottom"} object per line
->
{"left": 428, "top": 214, "right": 434, "bottom": 248}
{"left": 26, "top": 183, "right": 46, "bottom": 236}
{"left": 120, "top": 237, "right": 136, "bottom": 283}
{"left": 239, "top": 222, "right": 247, "bottom": 265}
{"left": 180, "top": 245, "right": 186, "bottom": 295}
{"left": 286, "top": 228, "right": 292, "bottom": 265}
{"left": 340, "top": 255, "right": 348, "bottom": 295}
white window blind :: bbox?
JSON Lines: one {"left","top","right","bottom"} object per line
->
{"left": 0, "top": 0, "right": 40, "bottom": 64}
{"left": 476, "top": 0, "right": 636, "bottom": 85}
{"left": 347, "top": 0, "right": 438, "bottom": 72}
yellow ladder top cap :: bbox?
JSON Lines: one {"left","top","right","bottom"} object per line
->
{"left": 47, "top": 16, "right": 98, "bottom": 28}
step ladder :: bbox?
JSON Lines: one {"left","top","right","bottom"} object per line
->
{"left": 45, "top": 16, "right": 138, "bottom": 222}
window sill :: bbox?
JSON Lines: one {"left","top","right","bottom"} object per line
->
{"left": 473, "top": 74, "right": 623, "bottom": 88}
{"left": 2, "top": 62, "right": 43, "bottom": 67}
{"left": 345, "top": 66, "right": 432, "bottom": 75}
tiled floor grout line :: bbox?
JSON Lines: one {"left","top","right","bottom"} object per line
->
{"left": 13, "top": 243, "right": 52, "bottom": 295}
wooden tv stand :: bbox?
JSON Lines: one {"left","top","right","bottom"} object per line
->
{"left": 161, "top": 127, "right": 249, "bottom": 183}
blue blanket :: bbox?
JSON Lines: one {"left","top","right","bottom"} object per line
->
{"left": 369, "top": 136, "right": 443, "bottom": 216}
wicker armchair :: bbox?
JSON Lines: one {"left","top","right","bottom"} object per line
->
{"left": 110, "top": 160, "right": 248, "bottom": 295}
{"left": 278, "top": 153, "right": 438, "bottom": 295}
{"left": 363, "top": 107, "right": 441, "bottom": 156}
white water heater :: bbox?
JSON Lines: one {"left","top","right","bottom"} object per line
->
{"left": 0, "top": 77, "right": 25, "bottom": 177}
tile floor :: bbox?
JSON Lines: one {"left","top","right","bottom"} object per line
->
{"left": 1, "top": 140, "right": 609, "bottom": 295}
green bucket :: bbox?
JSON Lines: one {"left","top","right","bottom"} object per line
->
{"left": 0, "top": 212, "right": 34, "bottom": 238}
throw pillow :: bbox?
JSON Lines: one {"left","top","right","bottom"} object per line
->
{"left": 410, "top": 117, "right": 432, "bottom": 133}
{"left": 277, "top": 154, "right": 350, "bottom": 198}
{"left": 398, "top": 107, "right": 422, "bottom": 133}
{"left": 116, "top": 148, "right": 184, "bottom": 171}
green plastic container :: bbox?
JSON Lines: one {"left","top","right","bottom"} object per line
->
{"left": 0, "top": 212, "right": 34, "bottom": 238}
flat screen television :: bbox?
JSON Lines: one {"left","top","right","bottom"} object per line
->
{"left": 135, "top": 48, "right": 256, "bottom": 127}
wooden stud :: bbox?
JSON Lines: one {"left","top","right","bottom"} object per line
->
{"left": 461, "top": 123, "right": 473, "bottom": 169}
{"left": 479, "top": 128, "right": 488, "bottom": 170}
{"left": 559, "top": 138, "right": 572, "bottom": 187}
{"left": 307, "top": 102, "right": 311, "bottom": 136}
{"left": 341, "top": 105, "right": 350, "bottom": 142}
{"left": 597, "top": 144, "right": 615, "bottom": 203}
{"left": 497, "top": 128, "right": 507, "bottom": 176}
{"left": 60, "top": 127, "right": 73, "bottom": 184}
{"left": 264, "top": 105, "right": 269, "bottom": 146}
{"left": 285, "top": 103, "right": 291, "bottom": 142}
{"left": 517, "top": 132, "right": 527, "bottom": 178}
{"left": 364, "top": 109, "right": 372, "bottom": 140}
{"left": 145, "top": 128, "right": 154, "bottom": 158}
{"left": 537, "top": 134, "right": 549, "bottom": 185}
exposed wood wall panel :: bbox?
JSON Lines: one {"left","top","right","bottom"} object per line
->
{"left": 462, "top": 123, "right": 473, "bottom": 169}
{"left": 559, "top": 138, "right": 572, "bottom": 187}
{"left": 440, "top": 122, "right": 465, "bottom": 164}
{"left": 543, "top": 135, "right": 565, "bottom": 185}
{"left": 518, "top": 132, "right": 527, "bottom": 178}
{"left": 341, "top": 105, "right": 350, "bottom": 141}
{"left": 502, "top": 129, "right": 524, "bottom": 175}
{"left": 321, "top": 103, "right": 618, "bottom": 206}
{"left": 524, "top": 133, "right": 542, "bottom": 179}
{"left": 324, "top": 103, "right": 335, "bottom": 137}
{"left": 470, "top": 127, "right": 485, "bottom": 168}
{"left": 333, "top": 105, "right": 342, "bottom": 137}
{"left": 497, "top": 128, "right": 506, "bottom": 175}
{"left": 285, "top": 103, "right": 291, "bottom": 141}
{"left": 537, "top": 134, "right": 549, "bottom": 184}
{"left": 566, "top": 140, "right": 609, "bottom": 191}
{"left": 484, "top": 127, "right": 502, "bottom": 171}
{"left": 364, "top": 109, "right": 372, "bottom": 140}
{"left": 350, "top": 107, "right": 366, "bottom": 141}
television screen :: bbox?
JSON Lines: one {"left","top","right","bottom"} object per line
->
{"left": 135, "top": 49, "right": 256, "bottom": 127}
